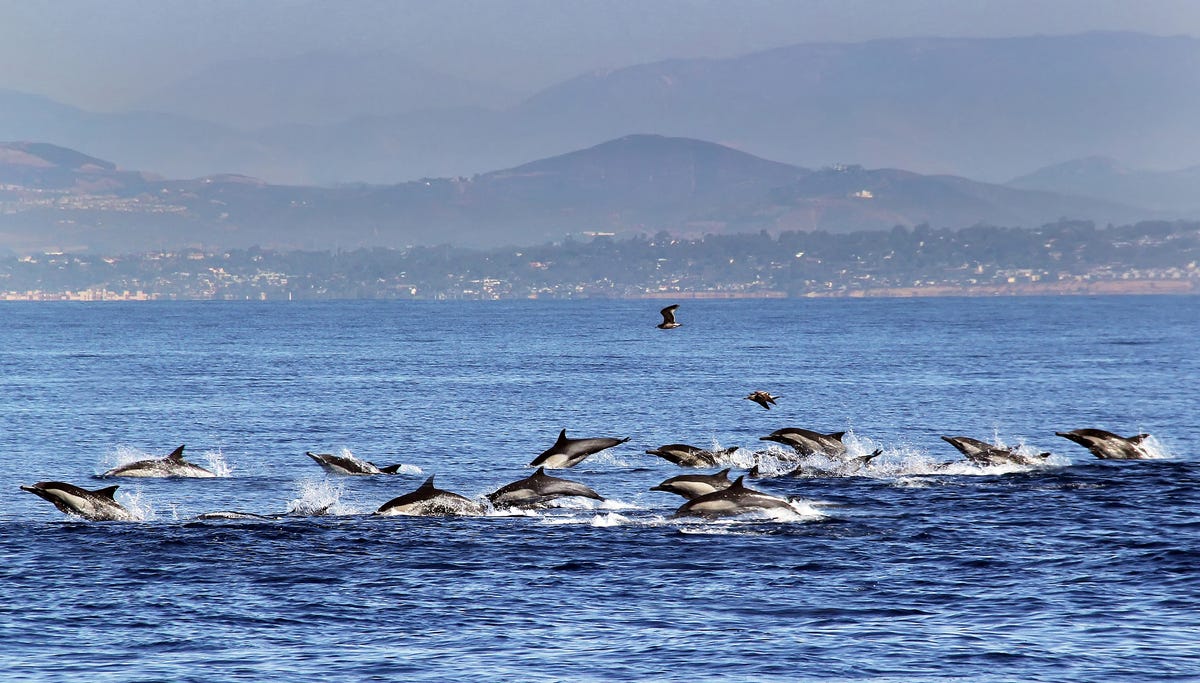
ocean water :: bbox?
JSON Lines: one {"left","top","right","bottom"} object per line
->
{"left": 0, "top": 296, "right": 1196, "bottom": 682}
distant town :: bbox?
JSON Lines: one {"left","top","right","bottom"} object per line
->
{"left": 1, "top": 219, "right": 1196, "bottom": 301}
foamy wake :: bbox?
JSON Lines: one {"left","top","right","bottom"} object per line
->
{"left": 710, "top": 430, "right": 1068, "bottom": 481}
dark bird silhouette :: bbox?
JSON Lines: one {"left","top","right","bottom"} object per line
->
{"left": 744, "top": 391, "right": 780, "bottom": 410}
{"left": 657, "top": 304, "right": 681, "bottom": 329}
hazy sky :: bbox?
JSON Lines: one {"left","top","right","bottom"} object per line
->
{"left": 2, "top": 0, "right": 1198, "bottom": 110}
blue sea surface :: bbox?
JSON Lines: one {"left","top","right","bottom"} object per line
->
{"left": 0, "top": 296, "right": 1196, "bottom": 682}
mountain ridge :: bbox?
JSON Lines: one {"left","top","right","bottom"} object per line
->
{"left": 0, "top": 135, "right": 1157, "bottom": 254}
{"left": 2, "top": 32, "right": 1199, "bottom": 185}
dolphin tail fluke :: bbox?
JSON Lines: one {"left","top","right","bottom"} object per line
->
{"left": 379, "top": 464, "right": 406, "bottom": 474}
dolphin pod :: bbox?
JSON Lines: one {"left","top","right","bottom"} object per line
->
{"left": 20, "top": 424, "right": 1165, "bottom": 521}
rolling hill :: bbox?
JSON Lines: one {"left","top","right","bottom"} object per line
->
{"left": 0, "top": 136, "right": 1155, "bottom": 254}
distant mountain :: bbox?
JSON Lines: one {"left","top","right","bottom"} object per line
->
{"left": 2, "top": 33, "right": 1199, "bottom": 185}
{"left": 0, "top": 135, "right": 1158, "bottom": 254}
{"left": 507, "top": 32, "right": 1200, "bottom": 181}
{"left": 0, "top": 89, "right": 286, "bottom": 181}
{"left": 1008, "top": 157, "right": 1200, "bottom": 214}
{"left": 131, "top": 51, "right": 518, "bottom": 129}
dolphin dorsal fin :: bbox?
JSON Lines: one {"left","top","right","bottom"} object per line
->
{"left": 419, "top": 476, "right": 436, "bottom": 489}
{"left": 717, "top": 467, "right": 731, "bottom": 479}
{"left": 166, "top": 445, "right": 186, "bottom": 462}
{"left": 533, "top": 467, "right": 547, "bottom": 477}
{"left": 94, "top": 485, "right": 120, "bottom": 500}
{"left": 829, "top": 432, "right": 846, "bottom": 441}
{"left": 556, "top": 429, "right": 568, "bottom": 443}
{"left": 730, "top": 475, "right": 746, "bottom": 490}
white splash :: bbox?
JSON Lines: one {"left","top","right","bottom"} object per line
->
{"left": 590, "top": 512, "right": 632, "bottom": 527}
{"left": 287, "top": 479, "right": 356, "bottom": 516}
{"left": 201, "top": 448, "right": 232, "bottom": 477}
{"left": 117, "top": 487, "right": 154, "bottom": 521}
{"left": 1133, "top": 433, "right": 1172, "bottom": 459}
{"left": 98, "top": 444, "right": 151, "bottom": 474}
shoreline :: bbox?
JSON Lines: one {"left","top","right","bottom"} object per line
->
{"left": 2, "top": 279, "right": 1196, "bottom": 302}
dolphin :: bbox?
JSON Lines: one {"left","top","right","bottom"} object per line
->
{"left": 760, "top": 428, "right": 848, "bottom": 457}
{"left": 672, "top": 476, "right": 795, "bottom": 519}
{"left": 305, "top": 451, "right": 406, "bottom": 475}
{"left": 941, "top": 436, "right": 1050, "bottom": 466}
{"left": 657, "top": 304, "right": 681, "bottom": 329}
{"left": 650, "top": 468, "right": 733, "bottom": 500}
{"left": 374, "top": 476, "right": 484, "bottom": 516}
{"left": 101, "top": 445, "right": 217, "bottom": 478}
{"left": 529, "top": 429, "right": 631, "bottom": 468}
{"left": 1055, "top": 429, "right": 1154, "bottom": 460}
{"left": 20, "top": 481, "right": 137, "bottom": 521}
{"left": 487, "top": 467, "right": 605, "bottom": 508}
{"left": 644, "top": 443, "right": 738, "bottom": 467}
{"left": 191, "top": 511, "right": 279, "bottom": 521}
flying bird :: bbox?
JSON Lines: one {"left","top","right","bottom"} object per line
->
{"left": 657, "top": 304, "right": 681, "bottom": 329}
{"left": 745, "top": 390, "right": 780, "bottom": 410}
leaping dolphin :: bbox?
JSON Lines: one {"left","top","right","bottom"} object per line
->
{"left": 760, "top": 428, "right": 848, "bottom": 457}
{"left": 305, "top": 451, "right": 406, "bottom": 475}
{"left": 487, "top": 467, "right": 605, "bottom": 508}
{"left": 1055, "top": 429, "right": 1155, "bottom": 460}
{"left": 650, "top": 468, "right": 733, "bottom": 500}
{"left": 644, "top": 443, "right": 738, "bottom": 467}
{"left": 101, "top": 445, "right": 217, "bottom": 478}
{"left": 672, "top": 475, "right": 795, "bottom": 519}
{"left": 529, "top": 429, "right": 630, "bottom": 468}
{"left": 20, "top": 481, "right": 138, "bottom": 521}
{"left": 941, "top": 436, "right": 1049, "bottom": 466}
{"left": 374, "top": 476, "right": 484, "bottom": 516}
